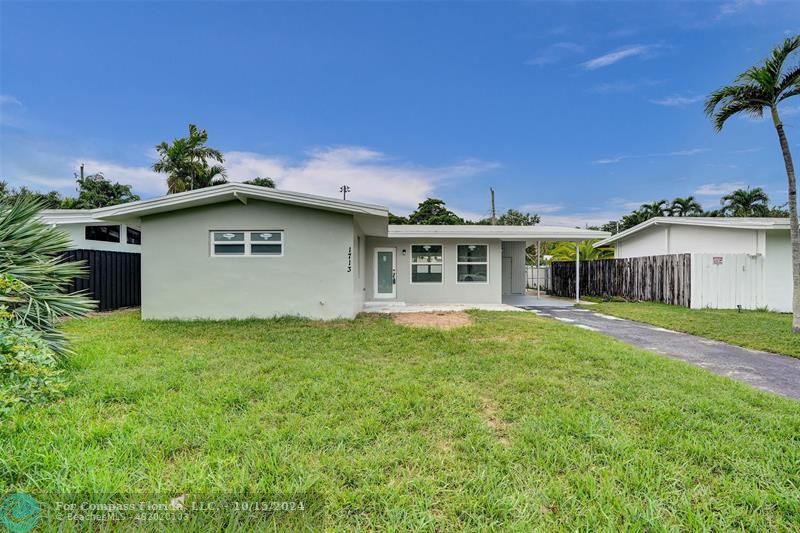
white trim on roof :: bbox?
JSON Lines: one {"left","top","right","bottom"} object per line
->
{"left": 95, "top": 183, "right": 389, "bottom": 220}
{"left": 38, "top": 210, "right": 110, "bottom": 225}
{"left": 388, "top": 224, "right": 609, "bottom": 242}
{"left": 594, "top": 217, "right": 790, "bottom": 248}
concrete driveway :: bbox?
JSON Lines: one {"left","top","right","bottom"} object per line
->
{"left": 521, "top": 306, "right": 800, "bottom": 401}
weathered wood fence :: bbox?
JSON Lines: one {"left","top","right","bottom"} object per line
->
{"left": 550, "top": 254, "right": 691, "bottom": 307}
{"left": 62, "top": 249, "right": 141, "bottom": 311}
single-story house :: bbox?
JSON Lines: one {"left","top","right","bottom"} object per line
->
{"left": 39, "top": 210, "right": 142, "bottom": 253}
{"left": 86, "top": 183, "right": 607, "bottom": 320}
{"left": 594, "top": 217, "right": 793, "bottom": 312}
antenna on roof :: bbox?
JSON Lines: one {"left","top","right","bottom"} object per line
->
{"left": 339, "top": 184, "right": 351, "bottom": 200}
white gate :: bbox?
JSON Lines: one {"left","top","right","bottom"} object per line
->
{"left": 690, "top": 253, "right": 765, "bottom": 310}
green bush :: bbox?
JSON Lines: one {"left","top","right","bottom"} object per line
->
{"left": 0, "top": 319, "right": 65, "bottom": 414}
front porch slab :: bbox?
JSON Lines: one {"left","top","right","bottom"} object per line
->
{"left": 363, "top": 302, "right": 525, "bottom": 313}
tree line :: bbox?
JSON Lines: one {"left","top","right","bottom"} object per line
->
{"left": 389, "top": 198, "right": 539, "bottom": 226}
{"left": 596, "top": 188, "right": 789, "bottom": 235}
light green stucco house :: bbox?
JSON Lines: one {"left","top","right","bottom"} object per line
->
{"left": 95, "top": 183, "right": 606, "bottom": 319}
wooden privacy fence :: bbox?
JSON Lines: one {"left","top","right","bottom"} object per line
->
{"left": 62, "top": 249, "right": 141, "bottom": 311}
{"left": 550, "top": 254, "right": 691, "bottom": 307}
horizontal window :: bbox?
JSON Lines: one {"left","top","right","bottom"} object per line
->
{"left": 126, "top": 227, "right": 141, "bottom": 245}
{"left": 457, "top": 244, "right": 488, "bottom": 283}
{"left": 210, "top": 231, "right": 283, "bottom": 257}
{"left": 85, "top": 225, "right": 120, "bottom": 243}
{"left": 457, "top": 264, "right": 487, "bottom": 283}
{"left": 411, "top": 244, "right": 442, "bottom": 283}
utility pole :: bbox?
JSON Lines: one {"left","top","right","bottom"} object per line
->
{"left": 490, "top": 187, "right": 497, "bottom": 225}
{"left": 339, "top": 184, "right": 351, "bottom": 200}
{"left": 80, "top": 163, "right": 84, "bottom": 180}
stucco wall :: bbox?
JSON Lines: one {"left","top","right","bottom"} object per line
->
{"left": 615, "top": 226, "right": 667, "bottom": 258}
{"left": 140, "top": 200, "right": 357, "bottom": 320}
{"left": 668, "top": 225, "right": 763, "bottom": 255}
{"left": 364, "top": 238, "right": 502, "bottom": 303}
{"left": 765, "top": 230, "right": 792, "bottom": 312}
{"left": 60, "top": 223, "right": 143, "bottom": 253}
{"left": 352, "top": 222, "right": 367, "bottom": 314}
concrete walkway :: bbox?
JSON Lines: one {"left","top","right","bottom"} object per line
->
{"left": 521, "top": 306, "right": 800, "bottom": 401}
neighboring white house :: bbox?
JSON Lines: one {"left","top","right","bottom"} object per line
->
{"left": 594, "top": 217, "right": 792, "bottom": 312}
{"left": 86, "top": 183, "right": 607, "bottom": 320}
{"left": 39, "top": 210, "right": 142, "bottom": 253}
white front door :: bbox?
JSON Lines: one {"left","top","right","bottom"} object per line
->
{"left": 374, "top": 248, "right": 396, "bottom": 299}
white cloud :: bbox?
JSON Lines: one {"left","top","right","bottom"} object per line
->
{"left": 589, "top": 79, "right": 660, "bottom": 94}
{"left": 581, "top": 45, "right": 653, "bottom": 70}
{"left": 519, "top": 203, "right": 564, "bottom": 213}
{"left": 451, "top": 208, "right": 489, "bottom": 222}
{"left": 719, "top": 0, "right": 766, "bottom": 17}
{"left": 0, "top": 95, "right": 22, "bottom": 106}
{"left": 223, "top": 146, "right": 498, "bottom": 212}
{"left": 539, "top": 210, "right": 624, "bottom": 228}
{"left": 781, "top": 104, "right": 800, "bottom": 117}
{"left": 593, "top": 148, "right": 708, "bottom": 164}
{"left": 11, "top": 146, "right": 498, "bottom": 212}
{"left": 650, "top": 94, "right": 704, "bottom": 106}
{"left": 694, "top": 181, "right": 747, "bottom": 196}
{"left": 525, "top": 42, "right": 584, "bottom": 66}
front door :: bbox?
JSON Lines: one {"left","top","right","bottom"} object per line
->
{"left": 374, "top": 248, "right": 396, "bottom": 299}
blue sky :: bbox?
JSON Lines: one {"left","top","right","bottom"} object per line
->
{"left": 1, "top": 1, "right": 799, "bottom": 226}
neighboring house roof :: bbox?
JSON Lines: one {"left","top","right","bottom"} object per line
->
{"left": 388, "top": 224, "right": 609, "bottom": 243}
{"left": 94, "top": 183, "right": 391, "bottom": 236}
{"left": 594, "top": 217, "right": 790, "bottom": 248}
{"left": 38, "top": 209, "right": 110, "bottom": 225}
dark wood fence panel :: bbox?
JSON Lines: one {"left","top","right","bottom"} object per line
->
{"left": 550, "top": 254, "right": 691, "bottom": 307}
{"left": 61, "top": 249, "right": 141, "bottom": 311}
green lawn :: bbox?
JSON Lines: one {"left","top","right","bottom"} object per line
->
{"left": 584, "top": 301, "right": 800, "bottom": 358}
{"left": 2, "top": 310, "right": 799, "bottom": 530}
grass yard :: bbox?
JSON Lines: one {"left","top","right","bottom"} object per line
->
{"left": 584, "top": 301, "right": 800, "bottom": 359}
{"left": 2, "top": 310, "right": 799, "bottom": 530}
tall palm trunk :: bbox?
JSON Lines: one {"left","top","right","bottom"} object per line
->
{"left": 772, "top": 107, "right": 800, "bottom": 332}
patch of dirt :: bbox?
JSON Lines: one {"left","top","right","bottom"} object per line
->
{"left": 480, "top": 396, "right": 510, "bottom": 447}
{"left": 392, "top": 312, "right": 474, "bottom": 330}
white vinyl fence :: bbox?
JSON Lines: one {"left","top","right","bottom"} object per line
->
{"left": 690, "top": 253, "right": 766, "bottom": 310}
{"left": 526, "top": 265, "right": 550, "bottom": 291}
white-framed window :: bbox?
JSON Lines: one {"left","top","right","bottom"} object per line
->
{"left": 210, "top": 231, "right": 284, "bottom": 257}
{"left": 457, "top": 244, "right": 488, "bottom": 283}
{"left": 410, "top": 244, "right": 443, "bottom": 283}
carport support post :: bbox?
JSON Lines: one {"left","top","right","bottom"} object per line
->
{"left": 536, "top": 241, "right": 541, "bottom": 298}
{"left": 575, "top": 242, "right": 580, "bottom": 302}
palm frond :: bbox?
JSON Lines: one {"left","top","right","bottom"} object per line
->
{"left": 0, "top": 196, "right": 95, "bottom": 355}
{"left": 762, "top": 35, "right": 800, "bottom": 91}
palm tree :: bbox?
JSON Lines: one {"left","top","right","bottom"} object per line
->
{"left": 0, "top": 196, "right": 95, "bottom": 354}
{"left": 670, "top": 196, "right": 703, "bottom": 216}
{"left": 639, "top": 200, "right": 670, "bottom": 218}
{"left": 706, "top": 35, "right": 800, "bottom": 331}
{"left": 547, "top": 240, "right": 614, "bottom": 262}
{"left": 153, "top": 124, "right": 227, "bottom": 193}
{"left": 720, "top": 187, "right": 770, "bottom": 217}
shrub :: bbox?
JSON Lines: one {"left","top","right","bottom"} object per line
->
{"left": 0, "top": 319, "right": 66, "bottom": 414}
{"left": 0, "top": 196, "right": 95, "bottom": 354}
